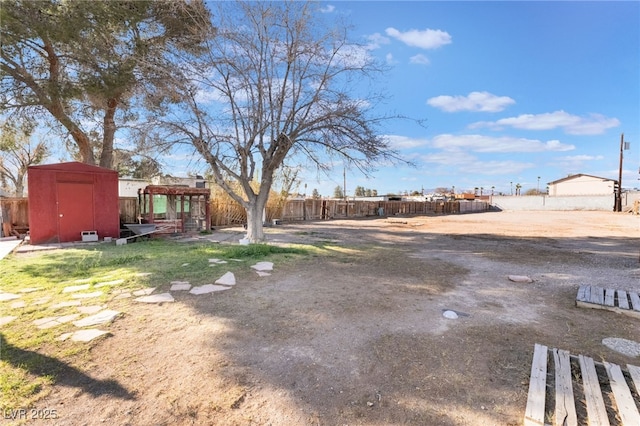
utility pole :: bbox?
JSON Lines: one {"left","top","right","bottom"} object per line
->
{"left": 616, "top": 133, "right": 630, "bottom": 212}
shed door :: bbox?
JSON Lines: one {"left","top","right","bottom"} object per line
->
{"left": 57, "top": 182, "right": 95, "bottom": 242}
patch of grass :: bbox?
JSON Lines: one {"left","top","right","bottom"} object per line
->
{"left": 0, "top": 238, "right": 314, "bottom": 411}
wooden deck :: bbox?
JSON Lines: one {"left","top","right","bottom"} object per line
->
{"left": 576, "top": 285, "right": 640, "bottom": 319}
{"left": 524, "top": 344, "right": 640, "bottom": 426}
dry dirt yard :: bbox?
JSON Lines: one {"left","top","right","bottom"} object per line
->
{"left": 32, "top": 210, "right": 640, "bottom": 425}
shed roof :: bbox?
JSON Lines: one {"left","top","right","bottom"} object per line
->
{"left": 28, "top": 161, "right": 117, "bottom": 174}
{"left": 547, "top": 173, "right": 616, "bottom": 185}
{"left": 143, "top": 185, "right": 210, "bottom": 196}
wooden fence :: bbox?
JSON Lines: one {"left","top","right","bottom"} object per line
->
{"left": 1, "top": 197, "right": 489, "bottom": 236}
{"left": 0, "top": 197, "right": 29, "bottom": 237}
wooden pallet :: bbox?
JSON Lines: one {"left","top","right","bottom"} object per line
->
{"left": 524, "top": 344, "right": 640, "bottom": 426}
{"left": 576, "top": 285, "right": 640, "bottom": 319}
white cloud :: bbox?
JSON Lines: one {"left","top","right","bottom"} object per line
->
{"left": 470, "top": 110, "right": 620, "bottom": 135}
{"left": 384, "top": 135, "right": 430, "bottom": 149}
{"left": 366, "top": 33, "right": 391, "bottom": 50}
{"left": 320, "top": 5, "right": 335, "bottom": 13}
{"left": 430, "top": 134, "right": 575, "bottom": 153}
{"left": 549, "top": 154, "right": 605, "bottom": 170}
{"left": 462, "top": 160, "right": 536, "bottom": 176}
{"left": 385, "top": 27, "right": 452, "bottom": 49}
{"left": 385, "top": 53, "right": 397, "bottom": 65}
{"left": 427, "top": 91, "right": 515, "bottom": 113}
{"left": 419, "top": 150, "right": 534, "bottom": 175}
{"left": 335, "top": 44, "right": 371, "bottom": 68}
{"left": 410, "top": 54, "right": 430, "bottom": 65}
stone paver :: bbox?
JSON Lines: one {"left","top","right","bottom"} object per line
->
{"left": 10, "top": 301, "right": 26, "bottom": 309}
{"left": 0, "top": 293, "right": 20, "bottom": 301}
{"left": 77, "top": 305, "right": 105, "bottom": 314}
{"left": 19, "top": 287, "right": 43, "bottom": 293}
{"left": 63, "top": 284, "right": 90, "bottom": 293}
{"left": 135, "top": 272, "right": 152, "bottom": 277}
{"left": 71, "top": 291, "right": 103, "bottom": 299}
{"left": 215, "top": 272, "right": 236, "bottom": 286}
{"left": 170, "top": 282, "right": 191, "bottom": 291}
{"left": 255, "top": 271, "right": 271, "bottom": 277}
{"left": 50, "top": 301, "right": 83, "bottom": 310}
{"left": 73, "top": 310, "right": 120, "bottom": 327}
{"left": 209, "top": 258, "right": 228, "bottom": 264}
{"left": 251, "top": 261, "right": 274, "bottom": 272}
{"left": 32, "top": 296, "right": 52, "bottom": 305}
{"left": 114, "top": 292, "right": 132, "bottom": 300}
{"left": 95, "top": 279, "right": 124, "bottom": 288}
{"left": 0, "top": 316, "right": 17, "bottom": 326}
{"left": 132, "top": 288, "right": 155, "bottom": 296}
{"left": 34, "top": 314, "right": 81, "bottom": 329}
{"left": 189, "top": 284, "right": 231, "bottom": 295}
{"left": 135, "top": 293, "right": 175, "bottom": 303}
{"left": 62, "top": 329, "right": 110, "bottom": 342}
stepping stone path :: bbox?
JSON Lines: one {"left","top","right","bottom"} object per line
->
{"left": 189, "top": 284, "right": 231, "bottom": 295}
{"left": 170, "top": 281, "right": 191, "bottom": 291}
{"left": 19, "top": 287, "right": 42, "bottom": 293}
{"left": 71, "top": 291, "right": 103, "bottom": 299}
{"left": 63, "top": 284, "right": 90, "bottom": 293}
{"left": 95, "top": 279, "right": 124, "bottom": 288}
{"left": 10, "top": 260, "right": 277, "bottom": 344}
{"left": 0, "top": 316, "right": 17, "bottom": 326}
{"left": 251, "top": 261, "right": 274, "bottom": 272}
{"left": 34, "top": 314, "right": 81, "bottom": 330}
{"left": 135, "top": 293, "right": 175, "bottom": 303}
{"left": 133, "top": 288, "right": 155, "bottom": 296}
{"left": 51, "top": 301, "right": 82, "bottom": 310}
{"left": 77, "top": 305, "right": 105, "bottom": 314}
{"left": 215, "top": 272, "right": 236, "bottom": 286}
{"left": 58, "top": 329, "right": 110, "bottom": 343}
{"left": 0, "top": 292, "right": 20, "bottom": 301}
{"left": 73, "top": 310, "right": 120, "bottom": 327}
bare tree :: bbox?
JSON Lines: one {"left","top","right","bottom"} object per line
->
{"left": 152, "top": 1, "right": 402, "bottom": 241}
{"left": 0, "top": 120, "right": 48, "bottom": 196}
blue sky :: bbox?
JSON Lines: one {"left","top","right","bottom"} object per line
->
{"left": 301, "top": 1, "right": 640, "bottom": 196}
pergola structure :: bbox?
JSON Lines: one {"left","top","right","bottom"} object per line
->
{"left": 139, "top": 185, "right": 211, "bottom": 234}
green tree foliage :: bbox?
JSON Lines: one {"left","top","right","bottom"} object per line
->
{"left": 333, "top": 186, "right": 344, "bottom": 199}
{"left": 0, "top": 120, "right": 48, "bottom": 196}
{"left": 0, "top": 0, "right": 210, "bottom": 168}
{"left": 311, "top": 188, "right": 321, "bottom": 199}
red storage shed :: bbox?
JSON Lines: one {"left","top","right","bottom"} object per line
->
{"left": 28, "top": 162, "right": 120, "bottom": 244}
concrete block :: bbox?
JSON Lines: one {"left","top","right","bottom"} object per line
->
{"left": 116, "top": 238, "right": 127, "bottom": 246}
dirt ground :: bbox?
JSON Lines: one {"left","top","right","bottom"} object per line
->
{"left": 31, "top": 211, "right": 640, "bottom": 425}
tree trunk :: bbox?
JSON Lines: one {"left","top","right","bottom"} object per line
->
{"left": 100, "top": 98, "right": 118, "bottom": 169}
{"left": 245, "top": 200, "right": 266, "bottom": 242}
{"left": 14, "top": 171, "right": 24, "bottom": 197}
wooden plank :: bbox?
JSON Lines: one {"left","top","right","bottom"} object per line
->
{"left": 629, "top": 292, "right": 640, "bottom": 312}
{"left": 589, "top": 287, "right": 604, "bottom": 305}
{"left": 628, "top": 364, "right": 640, "bottom": 396}
{"left": 604, "top": 362, "right": 640, "bottom": 425}
{"left": 524, "top": 344, "right": 548, "bottom": 426}
{"left": 579, "top": 354, "right": 610, "bottom": 426}
{"left": 604, "top": 288, "right": 615, "bottom": 307}
{"left": 553, "top": 348, "right": 577, "bottom": 426}
{"left": 617, "top": 290, "right": 630, "bottom": 310}
{"left": 577, "top": 285, "right": 588, "bottom": 302}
